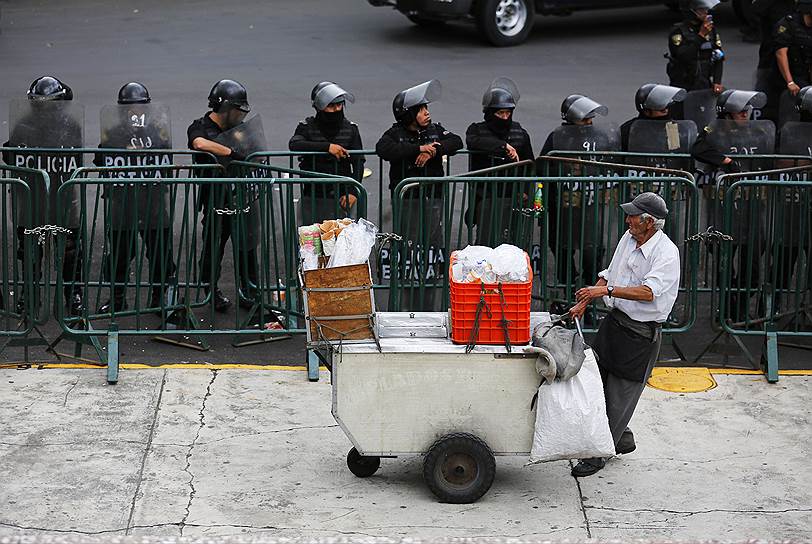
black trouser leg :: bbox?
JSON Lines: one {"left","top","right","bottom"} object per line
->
{"left": 200, "top": 209, "right": 231, "bottom": 291}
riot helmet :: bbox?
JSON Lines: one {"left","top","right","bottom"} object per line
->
{"left": 117, "top": 82, "right": 151, "bottom": 104}
{"left": 311, "top": 81, "right": 355, "bottom": 111}
{"left": 392, "top": 79, "right": 441, "bottom": 126}
{"left": 635, "top": 84, "right": 687, "bottom": 114}
{"left": 482, "top": 77, "right": 519, "bottom": 112}
{"left": 716, "top": 89, "right": 767, "bottom": 117}
{"left": 27, "top": 76, "right": 73, "bottom": 101}
{"left": 561, "top": 94, "right": 608, "bottom": 124}
{"left": 208, "top": 79, "right": 251, "bottom": 113}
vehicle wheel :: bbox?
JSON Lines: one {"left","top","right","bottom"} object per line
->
{"left": 407, "top": 14, "right": 447, "bottom": 28}
{"left": 346, "top": 448, "right": 381, "bottom": 478}
{"left": 476, "top": 0, "right": 534, "bottom": 47}
{"left": 422, "top": 432, "right": 496, "bottom": 503}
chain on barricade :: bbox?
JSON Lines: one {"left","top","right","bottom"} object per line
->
{"left": 23, "top": 225, "right": 73, "bottom": 245}
{"left": 686, "top": 226, "right": 733, "bottom": 245}
{"left": 214, "top": 205, "right": 252, "bottom": 216}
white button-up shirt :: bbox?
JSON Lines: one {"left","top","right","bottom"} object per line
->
{"left": 598, "top": 229, "right": 681, "bottom": 323}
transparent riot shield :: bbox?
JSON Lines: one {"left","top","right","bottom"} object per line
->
{"left": 7, "top": 99, "right": 84, "bottom": 227}
{"left": 98, "top": 103, "right": 172, "bottom": 230}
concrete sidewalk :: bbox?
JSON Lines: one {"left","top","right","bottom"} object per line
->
{"left": 0, "top": 368, "right": 809, "bottom": 540}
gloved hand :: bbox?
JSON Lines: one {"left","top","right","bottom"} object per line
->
{"left": 229, "top": 149, "right": 246, "bottom": 162}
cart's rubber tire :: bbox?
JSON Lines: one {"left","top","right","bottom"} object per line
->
{"left": 476, "top": 0, "right": 534, "bottom": 47}
{"left": 422, "top": 432, "right": 496, "bottom": 503}
{"left": 347, "top": 448, "right": 381, "bottom": 478}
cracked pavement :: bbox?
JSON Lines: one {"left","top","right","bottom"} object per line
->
{"left": 0, "top": 368, "right": 809, "bottom": 540}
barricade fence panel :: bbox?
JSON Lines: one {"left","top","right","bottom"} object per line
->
{"left": 389, "top": 174, "right": 699, "bottom": 335}
{"left": 0, "top": 169, "right": 36, "bottom": 343}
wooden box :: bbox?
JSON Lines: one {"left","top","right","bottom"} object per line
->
{"left": 301, "top": 261, "right": 376, "bottom": 345}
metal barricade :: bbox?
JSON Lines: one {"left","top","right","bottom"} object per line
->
{"left": 716, "top": 176, "right": 812, "bottom": 382}
{"left": 54, "top": 164, "right": 364, "bottom": 383}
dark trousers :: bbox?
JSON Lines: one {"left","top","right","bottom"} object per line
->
{"left": 16, "top": 226, "right": 82, "bottom": 296}
{"left": 103, "top": 227, "right": 176, "bottom": 300}
{"left": 199, "top": 208, "right": 258, "bottom": 296}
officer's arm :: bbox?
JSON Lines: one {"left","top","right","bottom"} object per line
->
{"left": 190, "top": 137, "right": 232, "bottom": 158}
{"left": 288, "top": 123, "right": 331, "bottom": 153}
{"left": 350, "top": 126, "right": 365, "bottom": 181}
{"left": 669, "top": 29, "right": 701, "bottom": 62}
{"left": 691, "top": 128, "right": 728, "bottom": 167}
{"left": 465, "top": 123, "right": 508, "bottom": 156}
{"left": 434, "top": 125, "right": 464, "bottom": 156}
{"left": 519, "top": 132, "right": 534, "bottom": 161}
{"left": 776, "top": 47, "right": 794, "bottom": 85}
{"left": 375, "top": 130, "right": 419, "bottom": 161}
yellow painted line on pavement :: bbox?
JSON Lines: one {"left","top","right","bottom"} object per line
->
{"left": 0, "top": 363, "right": 328, "bottom": 371}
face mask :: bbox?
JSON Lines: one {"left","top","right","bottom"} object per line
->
{"left": 225, "top": 109, "right": 247, "bottom": 129}
{"left": 316, "top": 108, "right": 345, "bottom": 130}
{"left": 485, "top": 110, "right": 512, "bottom": 136}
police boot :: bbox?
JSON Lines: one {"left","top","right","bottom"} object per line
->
{"left": 615, "top": 428, "right": 636, "bottom": 455}
{"left": 97, "top": 294, "right": 127, "bottom": 315}
{"left": 65, "top": 288, "right": 85, "bottom": 317}
{"left": 149, "top": 282, "right": 176, "bottom": 316}
{"left": 206, "top": 287, "right": 231, "bottom": 313}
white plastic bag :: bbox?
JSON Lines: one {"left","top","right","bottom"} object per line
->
{"left": 491, "top": 244, "right": 529, "bottom": 282}
{"left": 529, "top": 349, "right": 616, "bottom": 463}
{"left": 327, "top": 218, "right": 378, "bottom": 268}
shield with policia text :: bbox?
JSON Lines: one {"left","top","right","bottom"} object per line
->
{"left": 7, "top": 98, "right": 84, "bottom": 227}
{"left": 98, "top": 103, "right": 172, "bottom": 229}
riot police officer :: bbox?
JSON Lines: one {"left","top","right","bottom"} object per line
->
{"left": 465, "top": 77, "right": 533, "bottom": 244}
{"left": 375, "top": 80, "right": 463, "bottom": 311}
{"left": 3, "top": 76, "right": 85, "bottom": 316}
{"left": 775, "top": 0, "right": 812, "bottom": 97}
{"left": 95, "top": 82, "right": 175, "bottom": 314}
{"left": 376, "top": 80, "right": 463, "bottom": 193}
{"left": 692, "top": 90, "right": 773, "bottom": 321}
{"left": 667, "top": 0, "right": 725, "bottom": 94}
{"left": 187, "top": 79, "right": 257, "bottom": 312}
{"left": 539, "top": 95, "right": 616, "bottom": 292}
{"left": 288, "top": 81, "right": 364, "bottom": 223}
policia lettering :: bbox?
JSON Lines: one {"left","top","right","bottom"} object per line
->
{"left": 4, "top": 76, "right": 85, "bottom": 316}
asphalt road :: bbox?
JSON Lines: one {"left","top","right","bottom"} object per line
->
{"left": 3, "top": 0, "right": 808, "bottom": 370}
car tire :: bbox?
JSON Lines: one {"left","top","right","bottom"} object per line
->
{"left": 476, "top": 0, "right": 534, "bottom": 47}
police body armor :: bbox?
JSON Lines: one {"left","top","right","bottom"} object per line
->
{"left": 7, "top": 99, "right": 84, "bottom": 228}
{"left": 98, "top": 103, "right": 172, "bottom": 231}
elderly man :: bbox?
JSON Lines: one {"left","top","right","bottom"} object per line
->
{"left": 569, "top": 192, "right": 681, "bottom": 477}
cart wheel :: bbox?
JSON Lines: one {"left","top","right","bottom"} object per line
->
{"left": 422, "top": 433, "right": 496, "bottom": 503}
{"left": 346, "top": 448, "right": 381, "bottom": 478}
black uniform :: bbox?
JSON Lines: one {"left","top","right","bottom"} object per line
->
{"left": 774, "top": 12, "right": 812, "bottom": 88}
{"left": 375, "top": 122, "right": 462, "bottom": 311}
{"left": 691, "top": 124, "right": 763, "bottom": 320}
{"left": 187, "top": 112, "right": 258, "bottom": 300}
{"left": 667, "top": 18, "right": 724, "bottom": 91}
{"left": 94, "top": 123, "right": 175, "bottom": 309}
{"left": 3, "top": 119, "right": 84, "bottom": 311}
{"left": 375, "top": 122, "right": 463, "bottom": 194}
{"left": 288, "top": 115, "right": 364, "bottom": 222}
{"left": 464, "top": 119, "right": 533, "bottom": 245}
{"left": 754, "top": 0, "right": 796, "bottom": 121}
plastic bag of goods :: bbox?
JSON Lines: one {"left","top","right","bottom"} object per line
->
{"left": 528, "top": 350, "right": 616, "bottom": 463}
{"left": 328, "top": 218, "right": 379, "bottom": 268}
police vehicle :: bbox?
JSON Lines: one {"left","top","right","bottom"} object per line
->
{"left": 368, "top": 0, "right": 746, "bottom": 46}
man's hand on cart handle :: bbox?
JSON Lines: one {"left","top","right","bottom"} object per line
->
{"left": 575, "top": 285, "right": 608, "bottom": 303}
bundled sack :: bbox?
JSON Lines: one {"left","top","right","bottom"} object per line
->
{"left": 528, "top": 349, "right": 616, "bottom": 463}
{"left": 523, "top": 316, "right": 586, "bottom": 382}
{"left": 299, "top": 217, "right": 370, "bottom": 270}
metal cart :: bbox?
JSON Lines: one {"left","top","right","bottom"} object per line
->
{"left": 327, "top": 311, "right": 551, "bottom": 503}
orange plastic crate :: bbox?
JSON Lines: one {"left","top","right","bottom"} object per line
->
{"left": 449, "top": 253, "right": 532, "bottom": 346}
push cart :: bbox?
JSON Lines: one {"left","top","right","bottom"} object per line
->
{"left": 325, "top": 311, "right": 551, "bottom": 504}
